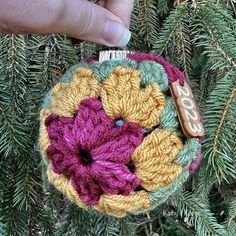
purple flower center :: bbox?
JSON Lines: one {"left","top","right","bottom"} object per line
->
{"left": 78, "top": 149, "right": 93, "bottom": 165}
{"left": 126, "top": 160, "right": 136, "bottom": 173}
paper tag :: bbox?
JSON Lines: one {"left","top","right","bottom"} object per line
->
{"left": 170, "top": 80, "right": 204, "bottom": 138}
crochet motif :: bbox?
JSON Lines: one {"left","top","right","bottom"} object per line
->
{"left": 46, "top": 98, "right": 142, "bottom": 205}
{"left": 101, "top": 67, "right": 166, "bottom": 127}
{"left": 39, "top": 53, "right": 202, "bottom": 218}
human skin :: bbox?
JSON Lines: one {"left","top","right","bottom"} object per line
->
{"left": 0, "top": 0, "right": 133, "bottom": 47}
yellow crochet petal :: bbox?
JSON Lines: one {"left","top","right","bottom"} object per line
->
{"left": 47, "top": 165, "right": 86, "bottom": 208}
{"left": 50, "top": 68, "right": 100, "bottom": 116}
{"left": 132, "top": 129, "right": 183, "bottom": 191}
{"left": 101, "top": 67, "right": 166, "bottom": 128}
{"left": 94, "top": 191, "right": 150, "bottom": 218}
{"left": 39, "top": 109, "right": 51, "bottom": 159}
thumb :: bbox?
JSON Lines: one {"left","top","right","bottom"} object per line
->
{"left": 56, "top": 0, "right": 131, "bottom": 47}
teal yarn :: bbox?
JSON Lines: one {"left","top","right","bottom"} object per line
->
{"left": 139, "top": 60, "right": 169, "bottom": 91}
{"left": 90, "top": 58, "right": 138, "bottom": 82}
{"left": 159, "top": 97, "right": 180, "bottom": 132}
{"left": 148, "top": 140, "right": 199, "bottom": 209}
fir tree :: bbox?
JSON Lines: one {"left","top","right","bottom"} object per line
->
{"left": 0, "top": 0, "right": 236, "bottom": 235}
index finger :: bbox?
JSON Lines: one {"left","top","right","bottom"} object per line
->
{"left": 104, "top": 0, "right": 134, "bottom": 28}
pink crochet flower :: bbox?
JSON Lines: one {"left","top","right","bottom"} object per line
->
{"left": 45, "top": 98, "right": 143, "bottom": 205}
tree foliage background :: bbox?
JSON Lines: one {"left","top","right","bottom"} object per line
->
{"left": 0, "top": 0, "right": 236, "bottom": 235}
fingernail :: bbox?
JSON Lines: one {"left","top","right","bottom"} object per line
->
{"left": 103, "top": 21, "right": 131, "bottom": 48}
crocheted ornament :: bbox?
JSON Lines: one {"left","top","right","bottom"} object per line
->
{"left": 39, "top": 52, "right": 204, "bottom": 218}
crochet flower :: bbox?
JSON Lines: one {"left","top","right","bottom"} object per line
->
{"left": 45, "top": 98, "right": 143, "bottom": 205}
{"left": 39, "top": 56, "right": 202, "bottom": 218}
{"left": 101, "top": 67, "right": 166, "bottom": 128}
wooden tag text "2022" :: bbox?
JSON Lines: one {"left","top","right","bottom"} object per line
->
{"left": 170, "top": 81, "right": 204, "bottom": 138}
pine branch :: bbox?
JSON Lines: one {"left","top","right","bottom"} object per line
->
{"left": 13, "top": 155, "right": 40, "bottom": 211}
{"left": 48, "top": 34, "right": 78, "bottom": 70}
{"left": 0, "top": 34, "right": 33, "bottom": 157}
{"left": 215, "top": 0, "right": 236, "bottom": 19}
{"left": 78, "top": 41, "right": 98, "bottom": 61}
{"left": 0, "top": 109, "right": 31, "bottom": 156}
{"left": 172, "top": 191, "right": 226, "bottom": 235}
{"left": 192, "top": 166, "right": 216, "bottom": 200}
{"left": 0, "top": 179, "right": 29, "bottom": 236}
{"left": 0, "top": 34, "right": 77, "bottom": 235}
{"left": 157, "top": 0, "right": 172, "bottom": 17}
{"left": 129, "top": 0, "right": 159, "bottom": 50}
{"left": 176, "top": 14, "right": 192, "bottom": 80}
{"left": 0, "top": 155, "right": 14, "bottom": 190}
{"left": 56, "top": 204, "right": 94, "bottom": 236}
{"left": 153, "top": 3, "right": 193, "bottom": 80}
{"left": 153, "top": 3, "right": 189, "bottom": 55}
{"left": 202, "top": 75, "right": 236, "bottom": 183}
{"left": 198, "top": 59, "right": 218, "bottom": 107}
{"left": 192, "top": 3, "right": 236, "bottom": 71}
{"left": 224, "top": 197, "right": 236, "bottom": 236}
{"left": 93, "top": 215, "right": 120, "bottom": 236}
{"left": 212, "top": 88, "right": 236, "bottom": 156}
{"left": 118, "top": 217, "right": 137, "bottom": 236}
{"left": 165, "top": 216, "right": 196, "bottom": 236}
{"left": 0, "top": 34, "right": 27, "bottom": 113}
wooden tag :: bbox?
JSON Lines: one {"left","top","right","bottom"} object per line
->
{"left": 170, "top": 80, "right": 204, "bottom": 138}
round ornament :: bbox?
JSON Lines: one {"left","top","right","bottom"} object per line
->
{"left": 39, "top": 52, "right": 203, "bottom": 218}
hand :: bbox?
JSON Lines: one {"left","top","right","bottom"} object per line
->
{"left": 0, "top": 0, "right": 133, "bottom": 47}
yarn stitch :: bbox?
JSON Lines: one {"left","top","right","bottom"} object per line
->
{"left": 132, "top": 128, "right": 183, "bottom": 191}
{"left": 101, "top": 67, "right": 166, "bottom": 128}
{"left": 39, "top": 53, "right": 202, "bottom": 218}
{"left": 46, "top": 98, "right": 142, "bottom": 205}
{"left": 50, "top": 68, "right": 100, "bottom": 116}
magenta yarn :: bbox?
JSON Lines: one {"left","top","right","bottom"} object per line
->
{"left": 188, "top": 149, "right": 202, "bottom": 173}
{"left": 45, "top": 98, "right": 143, "bottom": 205}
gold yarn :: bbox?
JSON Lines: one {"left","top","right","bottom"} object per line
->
{"left": 94, "top": 191, "right": 150, "bottom": 218}
{"left": 132, "top": 129, "right": 183, "bottom": 191}
{"left": 47, "top": 165, "right": 86, "bottom": 208}
{"left": 39, "top": 109, "right": 51, "bottom": 159}
{"left": 50, "top": 68, "right": 100, "bottom": 116}
{"left": 101, "top": 67, "right": 166, "bottom": 128}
